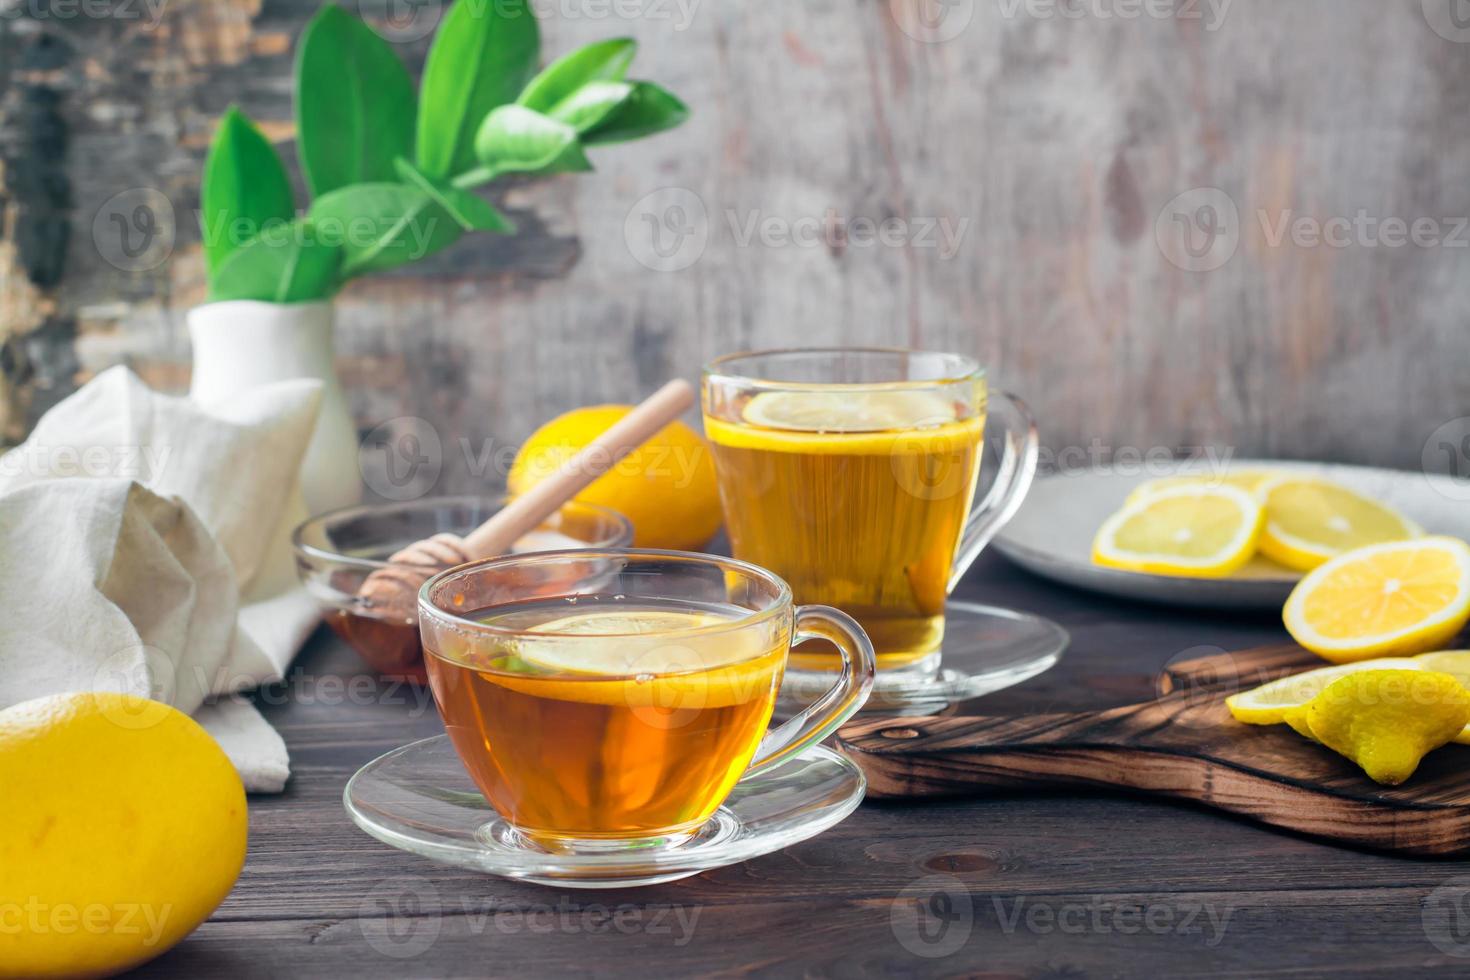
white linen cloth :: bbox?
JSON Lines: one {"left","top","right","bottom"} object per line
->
{"left": 0, "top": 366, "right": 325, "bottom": 792}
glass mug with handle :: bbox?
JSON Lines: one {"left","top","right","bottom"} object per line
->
{"left": 702, "top": 348, "right": 1038, "bottom": 676}
{"left": 419, "top": 550, "right": 876, "bottom": 853}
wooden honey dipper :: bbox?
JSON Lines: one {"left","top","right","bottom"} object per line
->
{"left": 346, "top": 379, "right": 696, "bottom": 676}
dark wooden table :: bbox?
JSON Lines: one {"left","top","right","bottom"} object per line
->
{"left": 132, "top": 553, "right": 1470, "bottom": 977}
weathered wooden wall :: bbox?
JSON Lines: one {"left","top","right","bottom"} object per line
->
{"left": 2, "top": 0, "right": 1469, "bottom": 494}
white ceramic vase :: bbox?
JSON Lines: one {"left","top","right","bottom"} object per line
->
{"left": 187, "top": 299, "right": 362, "bottom": 514}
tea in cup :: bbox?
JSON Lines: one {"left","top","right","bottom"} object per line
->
{"left": 419, "top": 550, "right": 875, "bottom": 852}
{"left": 703, "top": 348, "right": 1037, "bottom": 675}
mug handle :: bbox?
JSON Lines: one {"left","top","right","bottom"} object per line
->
{"left": 949, "top": 391, "right": 1040, "bottom": 593}
{"left": 746, "top": 605, "right": 876, "bottom": 778}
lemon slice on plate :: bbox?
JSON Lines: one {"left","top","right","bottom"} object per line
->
{"left": 1258, "top": 476, "right": 1421, "bottom": 571}
{"left": 1091, "top": 485, "right": 1264, "bottom": 577}
{"left": 741, "top": 389, "right": 957, "bottom": 432}
{"left": 1125, "top": 471, "right": 1275, "bottom": 506}
{"left": 1283, "top": 537, "right": 1470, "bottom": 663}
{"left": 1225, "top": 657, "right": 1426, "bottom": 726}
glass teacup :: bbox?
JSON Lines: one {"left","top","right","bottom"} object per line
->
{"left": 703, "top": 348, "right": 1038, "bottom": 678}
{"left": 418, "top": 550, "right": 875, "bottom": 853}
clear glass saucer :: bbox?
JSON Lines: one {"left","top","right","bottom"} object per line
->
{"left": 344, "top": 736, "right": 866, "bottom": 889}
{"left": 776, "top": 600, "right": 1070, "bottom": 718}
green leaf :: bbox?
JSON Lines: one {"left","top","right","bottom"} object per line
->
{"left": 583, "top": 81, "right": 689, "bottom": 145}
{"left": 416, "top": 0, "right": 540, "bottom": 179}
{"left": 308, "top": 182, "right": 463, "bottom": 276}
{"left": 549, "top": 80, "right": 634, "bottom": 134}
{"left": 295, "top": 4, "right": 416, "bottom": 197}
{"left": 394, "top": 157, "right": 514, "bottom": 233}
{"left": 207, "top": 220, "right": 342, "bottom": 303}
{"left": 200, "top": 106, "right": 295, "bottom": 277}
{"left": 473, "top": 105, "right": 591, "bottom": 177}
{"left": 517, "top": 38, "right": 636, "bottom": 113}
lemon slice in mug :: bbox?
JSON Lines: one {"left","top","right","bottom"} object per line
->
{"left": 511, "top": 608, "right": 750, "bottom": 675}
{"left": 1257, "top": 476, "right": 1421, "bottom": 571}
{"left": 741, "top": 390, "right": 958, "bottom": 432}
{"left": 1092, "top": 485, "right": 1264, "bottom": 577}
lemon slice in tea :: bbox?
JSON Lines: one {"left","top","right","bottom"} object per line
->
{"left": 1257, "top": 476, "right": 1421, "bottom": 571}
{"left": 1092, "top": 485, "right": 1264, "bottom": 577}
{"left": 741, "top": 390, "right": 958, "bottom": 432}
{"left": 511, "top": 608, "right": 761, "bottom": 675}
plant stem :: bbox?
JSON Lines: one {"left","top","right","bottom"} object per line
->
{"left": 451, "top": 166, "right": 502, "bottom": 189}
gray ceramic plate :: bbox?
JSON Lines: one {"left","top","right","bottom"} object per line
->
{"left": 993, "top": 460, "right": 1470, "bottom": 610}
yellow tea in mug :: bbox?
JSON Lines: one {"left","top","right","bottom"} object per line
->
{"left": 705, "top": 388, "right": 985, "bottom": 669}
{"left": 424, "top": 598, "right": 788, "bottom": 847}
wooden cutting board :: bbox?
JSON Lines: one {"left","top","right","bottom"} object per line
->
{"left": 836, "top": 643, "right": 1470, "bottom": 856}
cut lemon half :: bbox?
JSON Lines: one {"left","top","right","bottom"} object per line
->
{"left": 741, "top": 389, "right": 958, "bottom": 432}
{"left": 1091, "top": 485, "right": 1264, "bottom": 577}
{"left": 1225, "top": 657, "right": 1426, "bottom": 726}
{"left": 1125, "top": 471, "right": 1275, "bottom": 506}
{"left": 1257, "top": 476, "right": 1421, "bottom": 571}
{"left": 1413, "top": 650, "right": 1470, "bottom": 744}
{"left": 1283, "top": 537, "right": 1470, "bottom": 663}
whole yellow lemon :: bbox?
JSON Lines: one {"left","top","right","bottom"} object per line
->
{"left": 0, "top": 692, "right": 247, "bottom": 978}
{"left": 510, "top": 405, "right": 722, "bottom": 551}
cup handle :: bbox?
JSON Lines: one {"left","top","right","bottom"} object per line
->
{"left": 745, "top": 605, "right": 877, "bottom": 778}
{"left": 949, "top": 390, "right": 1040, "bottom": 593}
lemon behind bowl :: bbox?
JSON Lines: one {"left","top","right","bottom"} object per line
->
{"left": 509, "top": 405, "right": 723, "bottom": 551}
{"left": 0, "top": 692, "right": 247, "bottom": 979}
